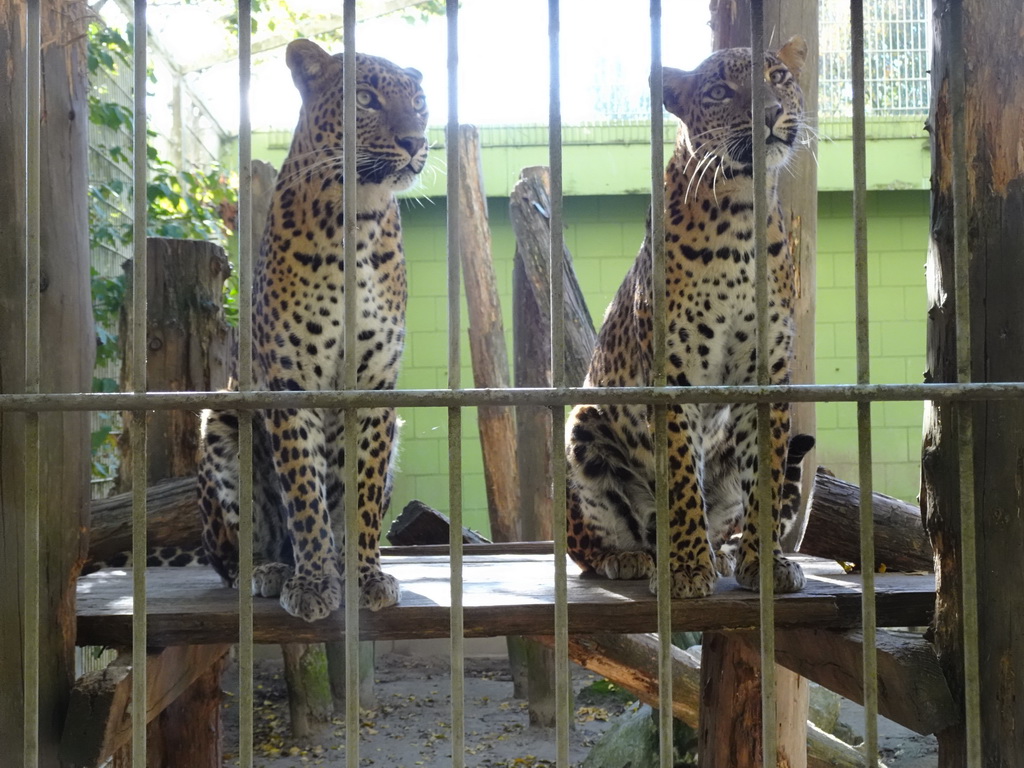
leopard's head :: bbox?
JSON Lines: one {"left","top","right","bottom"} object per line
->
{"left": 662, "top": 36, "right": 807, "bottom": 177}
{"left": 286, "top": 39, "right": 428, "bottom": 191}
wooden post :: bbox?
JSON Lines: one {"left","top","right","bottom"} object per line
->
{"left": 508, "top": 166, "right": 597, "bottom": 719}
{"left": 0, "top": 2, "right": 93, "bottom": 764}
{"left": 112, "top": 236, "right": 235, "bottom": 765}
{"left": 455, "top": 125, "right": 521, "bottom": 543}
{"left": 924, "top": 2, "right": 1024, "bottom": 764}
{"left": 708, "top": 3, "right": 819, "bottom": 765}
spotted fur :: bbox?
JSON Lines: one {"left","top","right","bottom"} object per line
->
{"left": 197, "top": 40, "right": 427, "bottom": 622}
{"left": 565, "top": 38, "right": 810, "bottom": 599}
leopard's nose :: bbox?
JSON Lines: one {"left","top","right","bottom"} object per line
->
{"left": 397, "top": 135, "right": 426, "bottom": 158}
{"left": 765, "top": 103, "right": 784, "bottom": 129}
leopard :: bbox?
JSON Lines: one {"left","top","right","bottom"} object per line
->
{"left": 564, "top": 37, "right": 810, "bottom": 600}
{"left": 197, "top": 39, "right": 428, "bottom": 622}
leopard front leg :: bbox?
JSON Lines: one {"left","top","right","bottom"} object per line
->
{"left": 266, "top": 406, "right": 343, "bottom": 622}
{"left": 326, "top": 407, "right": 401, "bottom": 611}
{"left": 732, "top": 402, "right": 805, "bottom": 593}
{"left": 660, "top": 402, "right": 718, "bottom": 598}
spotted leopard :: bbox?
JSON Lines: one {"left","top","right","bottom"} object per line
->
{"left": 564, "top": 37, "right": 810, "bottom": 599}
{"left": 197, "top": 40, "right": 427, "bottom": 622}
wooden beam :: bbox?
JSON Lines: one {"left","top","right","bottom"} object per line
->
{"left": 802, "top": 468, "right": 933, "bottom": 572}
{"left": 76, "top": 555, "right": 936, "bottom": 647}
{"left": 531, "top": 632, "right": 871, "bottom": 768}
{"left": 60, "top": 644, "right": 231, "bottom": 767}
{"left": 775, "top": 628, "right": 956, "bottom": 735}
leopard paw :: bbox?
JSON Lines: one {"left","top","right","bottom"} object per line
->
{"left": 651, "top": 560, "right": 718, "bottom": 599}
{"left": 279, "top": 572, "right": 343, "bottom": 622}
{"left": 597, "top": 551, "right": 655, "bottom": 581}
{"left": 358, "top": 570, "right": 401, "bottom": 611}
{"left": 252, "top": 562, "right": 293, "bottom": 597}
{"left": 715, "top": 539, "right": 739, "bottom": 578}
{"left": 735, "top": 554, "right": 805, "bottom": 594}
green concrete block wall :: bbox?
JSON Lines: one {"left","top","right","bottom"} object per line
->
{"left": 393, "top": 189, "right": 931, "bottom": 538}
{"left": 815, "top": 190, "right": 929, "bottom": 503}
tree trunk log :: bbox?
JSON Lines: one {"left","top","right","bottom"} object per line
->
{"left": 86, "top": 477, "right": 200, "bottom": 566}
{"left": 508, "top": 166, "right": 597, "bottom": 715}
{"left": 116, "top": 237, "right": 234, "bottom": 490}
{"left": 802, "top": 468, "right": 933, "bottom": 572}
{"left": 708, "top": 5, "right": 818, "bottom": 765}
{"left": 0, "top": 3, "right": 93, "bottom": 764}
{"left": 924, "top": 2, "right": 1024, "bottom": 764}
{"left": 282, "top": 644, "right": 333, "bottom": 740}
{"left": 455, "top": 125, "right": 520, "bottom": 544}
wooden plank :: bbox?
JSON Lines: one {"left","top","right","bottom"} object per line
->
{"left": 60, "top": 644, "right": 231, "bottom": 766}
{"left": 76, "top": 555, "right": 935, "bottom": 647}
{"left": 775, "top": 628, "right": 956, "bottom": 735}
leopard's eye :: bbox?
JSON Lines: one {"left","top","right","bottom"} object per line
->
{"left": 356, "top": 89, "right": 378, "bottom": 109}
{"left": 769, "top": 69, "right": 787, "bottom": 85}
{"left": 707, "top": 84, "right": 731, "bottom": 101}
{"left": 412, "top": 93, "right": 426, "bottom": 112}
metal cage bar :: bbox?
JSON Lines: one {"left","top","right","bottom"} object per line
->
{"left": 647, "top": 2, "right": 674, "bottom": 766}
{"left": 445, "top": 2, "right": 467, "bottom": 766}
{"left": 22, "top": 1, "right": 42, "bottom": 765}
{"left": 236, "top": 1, "right": 256, "bottom": 766}
{"left": 546, "top": 1, "right": 573, "bottom": 764}
{"left": 850, "top": 1, "right": 880, "bottom": 763}
{"left": 948, "top": 0, "right": 983, "bottom": 761}
{"left": 747, "top": 3, "right": 780, "bottom": 764}
{"left": 341, "top": 6, "right": 363, "bottom": 768}
{"left": 130, "top": 1, "right": 150, "bottom": 762}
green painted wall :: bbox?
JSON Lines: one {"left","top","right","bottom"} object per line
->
{"left": 391, "top": 188, "right": 929, "bottom": 538}
{"left": 245, "top": 125, "right": 932, "bottom": 537}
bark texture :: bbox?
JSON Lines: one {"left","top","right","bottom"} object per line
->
{"left": 0, "top": 2, "right": 93, "bottom": 762}
{"left": 456, "top": 125, "right": 520, "bottom": 543}
{"left": 116, "top": 237, "right": 234, "bottom": 489}
{"left": 923, "top": 2, "right": 1024, "bottom": 764}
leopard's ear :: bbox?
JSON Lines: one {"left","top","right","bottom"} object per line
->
{"left": 286, "top": 39, "right": 340, "bottom": 100}
{"left": 662, "top": 67, "right": 697, "bottom": 119}
{"left": 776, "top": 35, "right": 808, "bottom": 81}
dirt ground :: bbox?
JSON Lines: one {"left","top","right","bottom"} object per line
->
{"left": 220, "top": 649, "right": 938, "bottom": 768}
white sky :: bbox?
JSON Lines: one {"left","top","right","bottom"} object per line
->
{"left": 109, "top": 0, "right": 713, "bottom": 133}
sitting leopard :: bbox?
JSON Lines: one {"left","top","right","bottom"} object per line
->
{"left": 564, "top": 37, "right": 809, "bottom": 599}
{"left": 197, "top": 40, "right": 428, "bottom": 622}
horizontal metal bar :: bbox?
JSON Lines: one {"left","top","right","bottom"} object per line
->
{"left": 2, "top": 381, "right": 1024, "bottom": 413}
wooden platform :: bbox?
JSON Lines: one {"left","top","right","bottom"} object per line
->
{"left": 76, "top": 550, "right": 935, "bottom": 648}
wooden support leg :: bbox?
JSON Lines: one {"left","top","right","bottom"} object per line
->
{"left": 282, "top": 643, "right": 334, "bottom": 740}
{"left": 326, "top": 639, "right": 376, "bottom": 710}
{"left": 152, "top": 653, "right": 227, "bottom": 768}
{"left": 698, "top": 632, "right": 807, "bottom": 768}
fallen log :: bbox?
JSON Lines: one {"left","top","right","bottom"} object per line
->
{"left": 775, "top": 628, "right": 956, "bottom": 735}
{"left": 530, "top": 633, "right": 874, "bottom": 768}
{"left": 801, "top": 468, "right": 933, "bottom": 572}
{"left": 87, "top": 477, "right": 200, "bottom": 566}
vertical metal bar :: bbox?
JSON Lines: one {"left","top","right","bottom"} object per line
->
{"left": 948, "top": 0, "right": 982, "bottom": 762}
{"left": 748, "top": 2, "right": 777, "bottom": 766}
{"left": 849, "top": 2, "right": 879, "bottom": 764}
{"left": 22, "top": 2, "right": 41, "bottom": 764}
{"left": 342, "top": 4, "right": 360, "bottom": 768}
{"left": 445, "top": 3, "right": 465, "bottom": 767}
{"left": 546, "top": 2, "right": 571, "bottom": 764}
{"left": 131, "top": 2, "right": 150, "bottom": 764}
{"left": 236, "top": 2, "right": 255, "bottom": 767}
{"left": 648, "top": 3, "right": 672, "bottom": 767}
